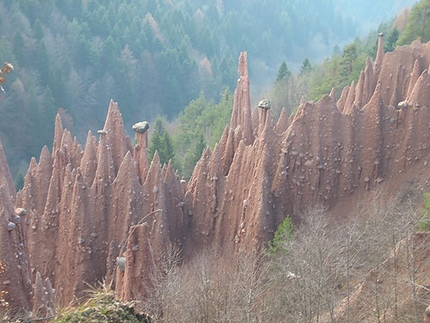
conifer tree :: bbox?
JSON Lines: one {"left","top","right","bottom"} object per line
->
{"left": 160, "top": 130, "right": 175, "bottom": 164}
{"left": 385, "top": 27, "right": 399, "bottom": 52}
{"left": 269, "top": 61, "right": 293, "bottom": 119}
{"left": 275, "top": 61, "right": 291, "bottom": 83}
{"left": 339, "top": 43, "right": 357, "bottom": 83}
{"left": 299, "top": 57, "right": 312, "bottom": 74}
{"left": 148, "top": 118, "right": 175, "bottom": 166}
{"left": 192, "top": 134, "right": 206, "bottom": 164}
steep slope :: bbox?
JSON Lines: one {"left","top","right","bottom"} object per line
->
{"left": 334, "top": 232, "right": 430, "bottom": 322}
{"left": 13, "top": 100, "right": 187, "bottom": 308}
{"left": 3, "top": 36, "right": 430, "bottom": 314}
{"left": 0, "top": 140, "right": 33, "bottom": 313}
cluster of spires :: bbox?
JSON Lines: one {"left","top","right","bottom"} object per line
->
{"left": 2, "top": 35, "right": 430, "bottom": 318}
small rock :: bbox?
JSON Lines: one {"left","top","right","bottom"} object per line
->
{"left": 396, "top": 100, "right": 409, "bottom": 110}
{"left": 304, "top": 160, "right": 313, "bottom": 167}
{"left": 132, "top": 121, "right": 150, "bottom": 134}
{"left": 11, "top": 215, "right": 21, "bottom": 224}
{"left": 7, "top": 222, "right": 16, "bottom": 231}
{"left": 116, "top": 257, "right": 126, "bottom": 272}
{"left": 425, "top": 305, "right": 430, "bottom": 318}
{"left": 15, "top": 208, "right": 27, "bottom": 216}
{"left": 257, "top": 99, "right": 271, "bottom": 109}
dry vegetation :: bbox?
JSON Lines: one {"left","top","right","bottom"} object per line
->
{"left": 1, "top": 193, "right": 429, "bottom": 322}
{"left": 49, "top": 287, "right": 151, "bottom": 323}
{"left": 135, "top": 193, "right": 430, "bottom": 322}
{"left": 0, "top": 260, "right": 9, "bottom": 317}
{"left": 0, "top": 62, "right": 13, "bottom": 98}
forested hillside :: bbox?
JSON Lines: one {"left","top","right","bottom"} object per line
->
{"left": 335, "top": 0, "right": 417, "bottom": 34}
{"left": 0, "top": 0, "right": 417, "bottom": 180}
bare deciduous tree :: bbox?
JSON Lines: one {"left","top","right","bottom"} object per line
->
{"left": 137, "top": 193, "right": 429, "bottom": 323}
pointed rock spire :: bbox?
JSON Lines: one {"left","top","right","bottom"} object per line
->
{"left": 7, "top": 39, "right": 430, "bottom": 311}
{"left": 32, "top": 272, "right": 56, "bottom": 316}
{"left": 0, "top": 183, "right": 32, "bottom": 313}
{"left": 0, "top": 140, "right": 15, "bottom": 198}
{"left": 52, "top": 114, "right": 64, "bottom": 157}
{"left": 329, "top": 88, "right": 336, "bottom": 102}
{"left": 274, "top": 108, "right": 290, "bottom": 134}
{"left": 230, "top": 52, "right": 254, "bottom": 145}
{"left": 354, "top": 71, "right": 365, "bottom": 108}
{"left": 102, "top": 100, "right": 133, "bottom": 176}
{"left": 116, "top": 223, "right": 155, "bottom": 302}
{"left": 93, "top": 129, "right": 115, "bottom": 187}
{"left": 374, "top": 33, "right": 385, "bottom": 76}
{"left": 407, "top": 57, "right": 423, "bottom": 98}
{"left": 343, "top": 80, "right": 356, "bottom": 114}
{"left": 132, "top": 122, "right": 149, "bottom": 184}
{"left": 337, "top": 85, "right": 350, "bottom": 112}
{"left": 80, "top": 131, "right": 98, "bottom": 187}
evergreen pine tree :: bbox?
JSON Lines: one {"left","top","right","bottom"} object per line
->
{"left": 339, "top": 43, "right": 357, "bottom": 83}
{"left": 299, "top": 58, "right": 312, "bottom": 74}
{"left": 160, "top": 130, "right": 175, "bottom": 164}
{"left": 148, "top": 118, "right": 175, "bottom": 165}
{"left": 192, "top": 134, "right": 206, "bottom": 164}
{"left": 385, "top": 27, "right": 399, "bottom": 52}
{"left": 148, "top": 118, "right": 164, "bottom": 163}
{"left": 275, "top": 61, "right": 291, "bottom": 83}
{"left": 13, "top": 31, "right": 26, "bottom": 67}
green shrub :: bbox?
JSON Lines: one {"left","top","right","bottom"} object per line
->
{"left": 418, "top": 192, "right": 430, "bottom": 231}
{"left": 267, "top": 216, "right": 294, "bottom": 256}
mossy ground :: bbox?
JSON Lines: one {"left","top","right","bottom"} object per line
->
{"left": 49, "top": 290, "right": 151, "bottom": 323}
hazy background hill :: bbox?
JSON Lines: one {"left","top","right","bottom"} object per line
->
{"left": 0, "top": 0, "right": 418, "bottom": 179}
{"left": 335, "top": 0, "right": 416, "bottom": 34}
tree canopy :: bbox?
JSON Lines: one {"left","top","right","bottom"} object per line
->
{"left": 148, "top": 118, "right": 175, "bottom": 167}
{"left": 173, "top": 89, "right": 232, "bottom": 178}
{"left": 397, "top": 0, "right": 430, "bottom": 45}
{"left": 0, "top": 0, "right": 425, "bottom": 180}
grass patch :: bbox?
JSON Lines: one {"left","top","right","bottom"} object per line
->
{"left": 49, "top": 289, "right": 151, "bottom": 323}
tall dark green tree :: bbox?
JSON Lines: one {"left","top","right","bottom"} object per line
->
{"left": 275, "top": 61, "right": 291, "bottom": 83}
{"left": 148, "top": 118, "right": 164, "bottom": 163}
{"left": 339, "top": 43, "right": 357, "bottom": 83}
{"left": 161, "top": 130, "right": 175, "bottom": 164}
{"left": 32, "top": 18, "right": 44, "bottom": 39}
{"left": 193, "top": 134, "right": 206, "bottom": 162}
{"left": 12, "top": 31, "right": 26, "bottom": 67}
{"left": 148, "top": 118, "right": 175, "bottom": 166}
{"left": 269, "top": 61, "right": 294, "bottom": 118}
{"left": 385, "top": 27, "right": 399, "bottom": 52}
{"left": 173, "top": 89, "right": 232, "bottom": 178}
{"left": 36, "top": 41, "right": 50, "bottom": 86}
{"left": 180, "top": 133, "right": 206, "bottom": 178}
{"left": 299, "top": 58, "right": 312, "bottom": 74}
